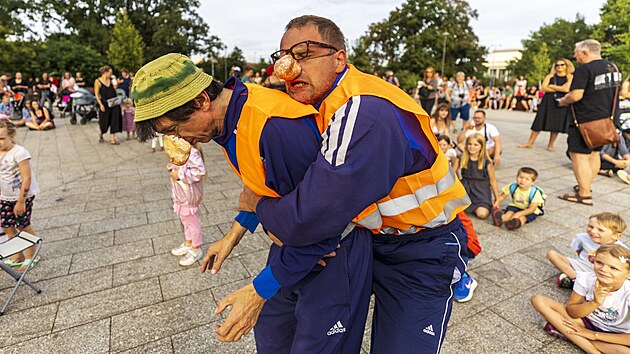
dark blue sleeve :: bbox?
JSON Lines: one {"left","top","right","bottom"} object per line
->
{"left": 256, "top": 96, "right": 434, "bottom": 247}
{"left": 234, "top": 211, "right": 259, "bottom": 233}
{"left": 252, "top": 116, "right": 339, "bottom": 298}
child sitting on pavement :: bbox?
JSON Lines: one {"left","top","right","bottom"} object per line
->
{"left": 491, "top": 167, "right": 545, "bottom": 230}
{"left": 531, "top": 244, "right": 630, "bottom": 354}
{"left": 547, "top": 212, "right": 627, "bottom": 289}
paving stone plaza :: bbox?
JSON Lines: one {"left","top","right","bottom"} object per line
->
{"left": 0, "top": 109, "right": 628, "bottom": 353}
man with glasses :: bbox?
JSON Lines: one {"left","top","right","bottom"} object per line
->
{"left": 231, "top": 15, "right": 470, "bottom": 354}
{"left": 131, "top": 53, "right": 373, "bottom": 354}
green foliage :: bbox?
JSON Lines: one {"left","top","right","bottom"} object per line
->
{"left": 527, "top": 42, "right": 552, "bottom": 87}
{"left": 107, "top": 10, "right": 145, "bottom": 73}
{"left": 508, "top": 15, "right": 593, "bottom": 79}
{"left": 196, "top": 47, "right": 248, "bottom": 82}
{"left": 595, "top": 0, "right": 630, "bottom": 75}
{"left": 349, "top": 0, "right": 487, "bottom": 90}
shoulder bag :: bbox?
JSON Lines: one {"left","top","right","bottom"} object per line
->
{"left": 570, "top": 64, "right": 620, "bottom": 149}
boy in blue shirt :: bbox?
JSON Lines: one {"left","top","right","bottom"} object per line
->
{"left": 492, "top": 167, "right": 545, "bottom": 230}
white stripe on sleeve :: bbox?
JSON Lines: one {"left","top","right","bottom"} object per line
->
{"left": 322, "top": 101, "right": 347, "bottom": 164}
{"left": 334, "top": 96, "right": 360, "bottom": 167}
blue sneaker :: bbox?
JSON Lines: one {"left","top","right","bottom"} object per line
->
{"left": 454, "top": 273, "right": 478, "bottom": 303}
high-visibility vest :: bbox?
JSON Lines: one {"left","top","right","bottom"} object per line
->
{"left": 221, "top": 83, "right": 321, "bottom": 199}
{"left": 319, "top": 65, "right": 471, "bottom": 234}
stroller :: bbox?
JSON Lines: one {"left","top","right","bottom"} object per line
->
{"left": 70, "top": 88, "right": 97, "bottom": 125}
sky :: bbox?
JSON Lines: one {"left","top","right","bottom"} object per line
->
{"left": 199, "top": 0, "right": 606, "bottom": 63}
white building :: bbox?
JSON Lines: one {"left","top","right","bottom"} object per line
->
{"left": 484, "top": 48, "right": 522, "bottom": 83}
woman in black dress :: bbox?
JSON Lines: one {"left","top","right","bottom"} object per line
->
{"left": 94, "top": 66, "right": 122, "bottom": 145}
{"left": 519, "top": 59, "right": 574, "bottom": 151}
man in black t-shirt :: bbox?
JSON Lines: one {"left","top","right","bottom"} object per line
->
{"left": 559, "top": 39, "right": 622, "bottom": 206}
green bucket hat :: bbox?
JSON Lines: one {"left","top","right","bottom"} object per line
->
{"left": 132, "top": 53, "right": 214, "bottom": 122}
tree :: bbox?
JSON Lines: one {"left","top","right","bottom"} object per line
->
{"left": 349, "top": 0, "right": 486, "bottom": 90}
{"left": 527, "top": 42, "right": 552, "bottom": 87}
{"left": 508, "top": 15, "right": 593, "bottom": 80}
{"left": 107, "top": 10, "right": 145, "bottom": 73}
{"left": 40, "top": 0, "right": 223, "bottom": 61}
{"left": 595, "top": 0, "right": 630, "bottom": 74}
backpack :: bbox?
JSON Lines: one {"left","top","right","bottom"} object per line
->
{"left": 508, "top": 183, "right": 546, "bottom": 215}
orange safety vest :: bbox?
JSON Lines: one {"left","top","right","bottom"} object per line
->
{"left": 221, "top": 83, "right": 321, "bottom": 199}
{"left": 319, "top": 65, "right": 471, "bottom": 234}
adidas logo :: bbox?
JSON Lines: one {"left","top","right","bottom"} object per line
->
{"left": 327, "top": 321, "right": 347, "bottom": 336}
{"left": 423, "top": 325, "right": 435, "bottom": 336}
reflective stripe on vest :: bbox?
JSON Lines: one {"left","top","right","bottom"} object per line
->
{"left": 221, "top": 83, "right": 320, "bottom": 198}
{"left": 320, "top": 65, "right": 470, "bottom": 234}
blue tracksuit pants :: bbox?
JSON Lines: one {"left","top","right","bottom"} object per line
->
{"left": 254, "top": 228, "right": 373, "bottom": 354}
{"left": 371, "top": 218, "right": 469, "bottom": 354}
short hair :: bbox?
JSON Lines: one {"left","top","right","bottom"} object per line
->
{"left": 473, "top": 109, "right": 486, "bottom": 118}
{"left": 134, "top": 80, "right": 224, "bottom": 142}
{"left": 590, "top": 212, "right": 627, "bottom": 235}
{"left": 437, "top": 135, "right": 451, "bottom": 145}
{"left": 596, "top": 244, "right": 630, "bottom": 269}
{"left": 0, "top": 120, "right": 17, "bottom": 138}
{"left": 285, "top": 15, "right": 346, "bottom": 51}
{"left": 575, "top": 39, "right": 601, "bottom": 55}
{"left": 517, "top": 167, "right": 538, "bottom": 181}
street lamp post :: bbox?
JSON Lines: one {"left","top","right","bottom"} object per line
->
{"left": 441, "top": 32, "right": 449, "bottom": 76}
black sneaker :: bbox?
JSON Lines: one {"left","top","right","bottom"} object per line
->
{"left": 556, "top": 274, "right": 575, "bottom": 289}
{"left": 491, "top": 208, "right": 503, "bottom": 227}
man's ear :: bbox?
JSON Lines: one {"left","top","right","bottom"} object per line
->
{"left": 334, "top": 50, "right": 347, "bottom": 74}
{"left": 195, "top": 91, "right": 212, "bottom": 111}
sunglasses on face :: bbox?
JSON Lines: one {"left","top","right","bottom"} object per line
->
{"left": 270, "top": 40, "right": 338, "bottom": 63}
{"left": 555, "top": 63, "right": 566, "bottom": 67}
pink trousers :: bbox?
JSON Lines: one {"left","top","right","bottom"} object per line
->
{"left": 174, "top": 204, "right": 202, "bottom": 248}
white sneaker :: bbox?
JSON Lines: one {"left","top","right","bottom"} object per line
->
{"left": 171, "top": 242, "right": 192, "bottom": 256}
{"left": 179, "top": 249, "right": 202, "bottom": 266}
{"left": 618, "top": 170, "right": 630, "bottom": 185}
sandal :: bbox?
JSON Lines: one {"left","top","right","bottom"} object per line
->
{"left": 558, "top": 193, "right": 593, "bottom": 206}
{"left": 18, "top": 258, "right": 39, "bottom": 273}
{"left": 572, "top": 185, "right": 592, "bottom": 193}
{"left": 543, "top": 322, "right": 569, "bottom": 342}
{"left": 99, "top": 137, "right": 105, "bottom": 144}
{"left": 109, "top": 140, "right": 120, "bottom": 145}
{"left": 3, "top": 259, "right": 23, "bottom": 267}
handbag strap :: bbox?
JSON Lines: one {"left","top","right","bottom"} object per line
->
{"left": 570, "top": 62, "right": 621, "bottom": 127}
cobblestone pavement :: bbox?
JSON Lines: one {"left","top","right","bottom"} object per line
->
{"left": 0, "top": 109, "right": 628, "bottom": 354}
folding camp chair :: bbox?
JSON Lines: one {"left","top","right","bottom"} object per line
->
{"left": 0, "top": 231, "right": 42, "bottom": 315}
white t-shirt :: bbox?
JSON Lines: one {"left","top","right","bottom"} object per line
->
{"left": 444, "top": 148, "right": 457, "bottom": 165}
{"left": 574, "top": 271, "right": 630, "bottom": 333}
{"left": 464, "top": 122, "right": 500, "bottom": 149}
{"left": 571, "top": 232, "right": 628, "bottom": 264}
{"left": 0, "top": 145, "right": 40, "bottom": 201}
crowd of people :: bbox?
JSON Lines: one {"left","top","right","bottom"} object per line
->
{"left": 1, "top": 14, "right": 630, "bottom": 354}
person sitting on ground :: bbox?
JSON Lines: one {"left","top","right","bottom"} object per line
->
{"left": 430, "top": 103, "right": 452, "bottom": 138}
{"left": 510, "top": 86, "right": 529, "bottom": 111}
{"left": 547, "top": 212, "right": 627, "bottom": 289}
{"left": 598, "top": 130, "right": 630, "bottom": 177}
{"left": 14, "top": 99, "right": 31, "bottom": 127}
{"left": 0, "top": 95, "right": 13, "bottom": 120}
{"left": 384, "top": 70, "right": 400, "bottom": 87}
{"left": 526, "top": 85, "right": 540, "bottom": 112}
{"left": 459, "top": 134, "right": 499, "bottom": 219}
{"left": 475, "top": 82, "right": 488, "bottom": 110}
{"left": 26, "top": 100, "right": 54, "bottom": 130}
{"left": 457, "top": 109, "right": 502, "bottom": 166}
{"left": 438, "top": 135, "right": 459, "bottom": 172}
{"left": 532, "top": 244, "right": 630, "bottom": 354}
{"left": 500, "top": 84, "right": 514, "bottom": 109}
{"left": 491, "top": 167, "right": 546, "bottom": 230}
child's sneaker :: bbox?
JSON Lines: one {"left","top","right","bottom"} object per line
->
{"left": 543, "top": 322, "right": 569, "bottom": 342}
{"left": 171, "top": 242, "right": 191, "bottom": 256}
{"left": 454, "top": 272, "right": 478, "bottom": 302}
{"left": 179, "top": 249, "right": 202, "bottom": 266}
{"left": 505, "top": 218, "right": 522, "bottom": 230}
{"left": 556, "top": 273, "right": 575, "bottom": 289}
{"left": 491, "top": 208, "right": 503, "bottom": 227}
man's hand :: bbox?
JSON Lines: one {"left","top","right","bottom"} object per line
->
{"left": 238, "top": 186, "right": 263, "bottom": 213}
{"left": 202, "top": 235, "right": 240, "bottom": 274}
{"left": 215, "top": 283, "right": 266, "bottom": 342}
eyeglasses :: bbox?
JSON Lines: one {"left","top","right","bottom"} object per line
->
{"left": 555, "top": 63, "right": 566, "bottom": 67}
{"left": 270, "top": 40, "right": 339, "bottom": 63}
